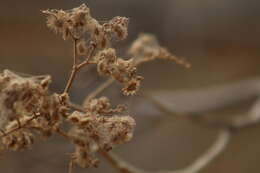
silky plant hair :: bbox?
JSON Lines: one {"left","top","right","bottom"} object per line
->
{"left": 0, "top": 3, "right": 189, "bottom": 172}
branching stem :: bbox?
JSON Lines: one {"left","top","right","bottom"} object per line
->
{"left": 63, "top": 39, "right": 96, "bottom": 94}
{"left": 0, "top": 113, "right": 41, "bottom": 138}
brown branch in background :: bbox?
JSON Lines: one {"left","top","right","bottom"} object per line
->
{"left": 138, "top": 79, "right": 260, "bottom": 131}
{"left": 134, "top": 77, "right": 260, "bottom": 116}
{"left": 82, "top": 50, "right": 187, "bottom": 105}
{"left": 230, "top": 98, "right": 260, "bottom": 129}
{"left": 69, "top": 160, "right": 74, "bottom": 173}
{"left": 99, "top": 150, "right": 145, "bottom": 173}
{"left": 100, "top": 129, "right": 230, "bottom": 173}
{"left": 174, "top": 130, "right": 230, "bottom": 173}
{"left": 134, "top": 51, "right": 191, "bottom": 69}
{"left": 68, "top": 102, "right": 87, "bottom": 112}
{"left": 100, "top": 123, "right": 258, "bottom": 173}
{"left": 83, "top": 78, "right": 115, "bottom": 105}
{"left": 138, "top": 92, "right": 187, "bottom": 117}
{"left": 69, "top": 74, "right": 260, "bottom": 173}
{"left": 99, "top": 77, "right": 260, "bottom": 173}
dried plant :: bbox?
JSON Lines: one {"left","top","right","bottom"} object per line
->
{"left": 2, "top": 3, "right": 258, "bottom": 173}
{"left": 0, "top": 3, "right": 190, "bottom": 173}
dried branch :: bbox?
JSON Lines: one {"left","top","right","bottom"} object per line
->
{"left": 64, "top": 39, "right": 78, "bottom": 94}
{"left": 134, "top": 77, "right": 260, "bottom": 116}
{"left": 99, "top": 150, "right": 145, "bottom": 173}
{"left": 100, "top": 129, "right": 230, "bottom": 173}
{"left": 69, "top": 159, "right": 74, "bottom": 173}
{"left": 0, "top": 113, "right": 41, "bottom": 138}
{"left": 82, "top": 46, "right": 190, "bottom": 105}
{"left": 98, "top": 77, "right": 260, "bottom": 173}
{"left": 68, "top": 102, "right": 86, "bottom": 112}
{"left": 99, "top": 77, "right": 260, "bottom": 173}
{"left": 229, "top": 98, "right": 260, "bottom": 129}
{"left": 84, "top": 78, "right": 115, "bottom": 105}
{"left": 63, "top": 39, "right": 96, "bottom": 94}
{"left": 2, "top": 3, "right": 259, "bottom": 173}
{"left": 171, "top": 129, "right": 230, "bottom": 173}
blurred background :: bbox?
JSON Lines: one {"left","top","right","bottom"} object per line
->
{"left": 0, "top": 0, "right": 260, "bottom": 172}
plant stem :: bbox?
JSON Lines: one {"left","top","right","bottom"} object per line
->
{"left": 63, "top": 40, "right": 96, "bottom": 94}
{"left": 84, "top": 78, "right": 115, "bottom": 104}
{"left": 64, "top": 39, "right": 78, "bottom": 94}
{"left": 0, "top": 113, "right": 41, "bottom": 138}
{"left": 99, "top": 150, "right": 144, "bottom": 173}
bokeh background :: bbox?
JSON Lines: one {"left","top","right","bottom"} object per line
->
{"left": 1, "top": 0, "right": 260, "bottom": 173}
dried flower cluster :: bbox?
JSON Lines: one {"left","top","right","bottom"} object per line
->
{"left": 0, "top": 69, "right": 135, "bottom": 167}
{"left": 42, "top": 4, "right": 128, "bottom": 47}
{"left": 68, "top": 111, "right": 135, "bottom": 167}
{"left": 0, "top": 70, "right": 67, "bottom": 150}
{"left": 67, "top": 96, "right": 135, "bottom": 167}
{"left": 43, "top": 4, "right": 142, "bottom": 95}
{"left": 94, "top": 48, "right": 143, "bottom": 95}
{"left": 0, "top": 3, "right": 189, "bottom": 173}
{"left": 129, "top": 33, "right": 191, "bottom": 68}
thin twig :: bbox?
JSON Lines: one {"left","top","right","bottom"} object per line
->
{"left": 100, "top": 130, "right": 230, "bottom": 173}
{"left": 68, "top": 102, "right": 87, "bottom": 112}
{"left": 64, "top": 39, "right": 78, "bottom": 94}
{"left": 64, "top": 40, "right": 96, "bottom": 94}
{"left": 176, "top": 129, "right": 230, "bottom": 173}
{"left": 99, "top": 150, "right": 145, "bottom": 173}
{"left": 69, "top": 159, "right": 74, "bottom": 173}
{"left": 55, "top": 127, "right": 70, "bottom": 139}
{"left": 135, "top": 77, "right": 260, "bottom": 116}
{"left": 227, "top": 98, "right": 260, "bottom": 130}
{"left": 81, "top": 53, "right": 158, "bottom": 105}
{"left": 138, "top": 92, "right": 188, "bottom": 117}
{"left": 0, "top": 113, "right": 41, "bottom": 138}
{"left": 69, "top": 77, "right": 260, "bottom": 173}
{"left": 77, "top": 42, "right": 96, "bottom": 69}
{"left": 84, "top": 78, "right": 115, "bottom": 104}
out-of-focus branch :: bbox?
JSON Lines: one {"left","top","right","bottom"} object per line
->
{"left": 229, "top": 98, "right": 260, "bottom": 129}
{"left": 100, "top": 150, "right": 145, "bottom": 173}
{"left": 81, "top": 52, "right": 188, "bottom": 105}
{"left": 170, "top": 129, "right": 231, "bottom": 173}
{"left": 100, "top": 77, "right": 260, "bottom": 173}
{"left": 69, "top": 77, "right": 260, "bottom": 173}
{"left": 135, "top": 77, "right": 260, "bottom": 116}
{"left": 100, "top": 129, "right": 230, "bottom": 173}
{"left": 141, "top": 91, "right": 260, "bottom": 130}
{"left": 83, "top": 78, "right": 115, "bottom": 105}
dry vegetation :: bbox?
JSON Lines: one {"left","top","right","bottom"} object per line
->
{"left": 0, "top": 3, "right": 190, "bottom": 173}
{"left": 1, "top": 3, "right": 259, "bottom": 173}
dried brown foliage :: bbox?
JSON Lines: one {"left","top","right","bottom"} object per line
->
{"left": 0, "top": 3, "right": 189, "bottom": 173}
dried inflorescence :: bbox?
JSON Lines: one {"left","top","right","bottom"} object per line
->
{"left": 2, "top": 116, "right": 34, "bottom": 151}
{"left": 0, "top": 69, "right": 135, "bottom": 168}
{"left": 94, "top": 48, "right": 143, "bottom": 95}
{"left": 68, "top": 110, "right": 135, "bottom": 167}
{"left": 129, "top": 33, "right": 191, "bottom": 68}
{"left": 43, "top": 3, "right": 141, "bottom": 96}
{"left": 0, "top": 70, "right": 68, "bottom": 150}
{"left": 42, "top": 4, "right": 129, "bottom": 48}
{"left": 42, "top": 4, "right": 90, "bottom": 40}
{"left": 84, "top": 96, "right": 127, "bottom": 115}
{"left": 0, "top": 70, "right": 66, "bottom": 129}
{"left": 67, "top": 96, "right": 135, "bottom": 167}
{"left": 0, "top": 3, "right": 190, "bottom": 173}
